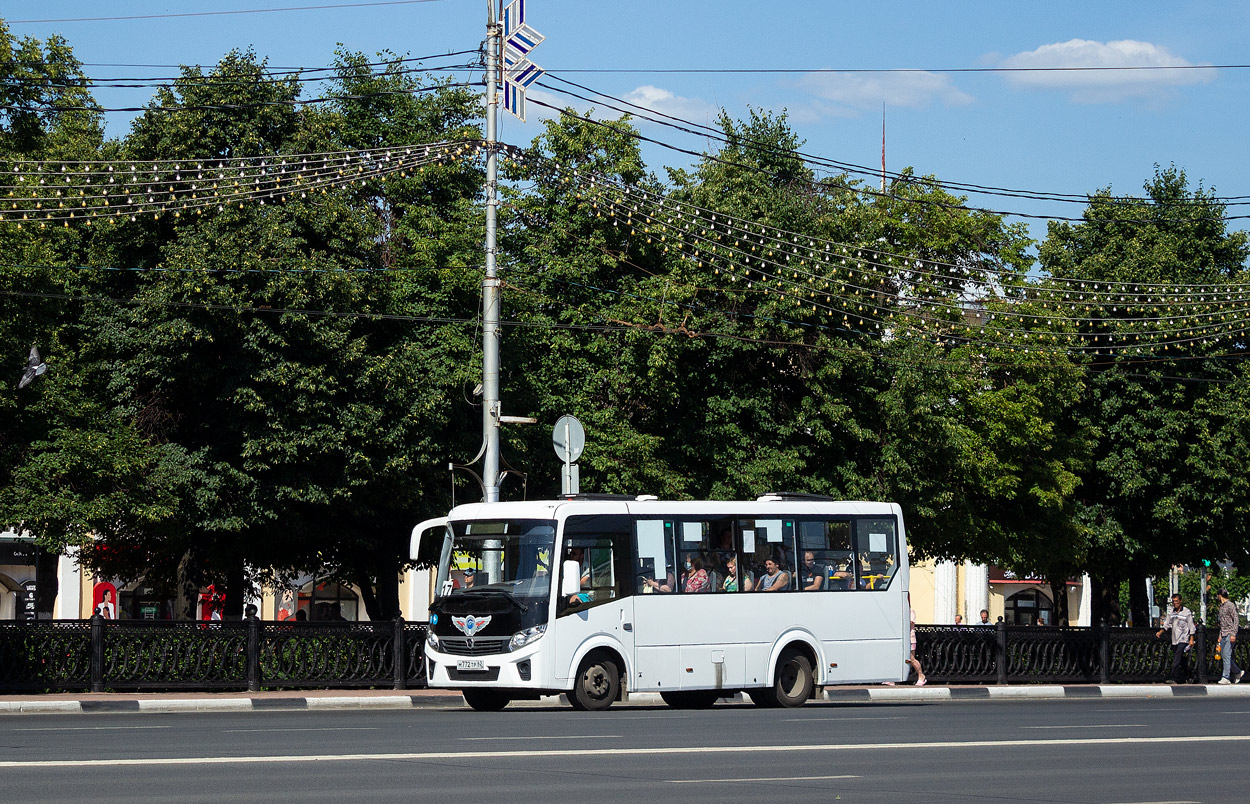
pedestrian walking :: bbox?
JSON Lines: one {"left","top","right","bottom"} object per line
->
{"left": 1155, "top": 593, "right": 1195, "bottom": 683}
{"left": 1216, "top": 588, "right": 1244, "bottom": 684}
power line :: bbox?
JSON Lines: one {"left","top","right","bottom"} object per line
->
{"left": 0, "top": 80, "right": 482, "bottom": 115}
{"left": 538, "top": 75, "right": 1250, "bottom": 209}
{"left": 547, "top": 64, "right": 1249, "bottom": 75}
{"left": 6, "top": 1, "right": 448, "bottom": 25}
{"left": 522, "top": 95, "right": 1250, "bottom": 227}
{"left": 0, "top": 52, "right": 482, "bottom": 90}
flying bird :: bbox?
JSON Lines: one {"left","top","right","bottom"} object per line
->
{"left": 18, "top": 346, "right": 47, "bottom": 389}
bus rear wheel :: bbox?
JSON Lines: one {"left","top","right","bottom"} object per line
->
{"left": 772, "top": 649, "right": 814, "bottom": 707}
{"left": 660, "top": 690, "right": 720, "bottom": 709}
{"left": 569, "top": 655, "right": 620, "bottom": 711}
{"left": 463, "top": 689, "right": 511, "bottom": 712}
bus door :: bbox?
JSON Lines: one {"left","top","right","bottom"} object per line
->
{"left": 551, "top": 516, "right": 635, "bottom": 686}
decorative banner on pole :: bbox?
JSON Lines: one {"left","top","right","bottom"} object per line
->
{"left": 501, "top": 0, "right": 544, "bottom": 121}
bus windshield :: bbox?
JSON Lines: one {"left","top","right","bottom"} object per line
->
{"left": 440, "top": 519, "right": 556, "bottom": 602}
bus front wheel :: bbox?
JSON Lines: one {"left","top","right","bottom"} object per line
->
{"left": 569, "top": 655, "right": 620, "bottom": 711}
{"left": 463, "top": 689, "right": 511, "bottom": 712}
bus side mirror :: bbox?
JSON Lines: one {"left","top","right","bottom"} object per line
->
{"left": 561, "top": 560, "right": 582, "bottom": 597}
{"left": 411, "top": 518, "right": 450, "bottom": 568}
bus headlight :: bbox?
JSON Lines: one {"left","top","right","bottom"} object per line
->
{"left": 425, "top": 631, "right": 439, "bottom": 651}
{"left": 508, "top": 624, "right": 546, "bottom": 652}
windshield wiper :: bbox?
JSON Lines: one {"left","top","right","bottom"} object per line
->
{"left": 471, "top": 587, "right": 530, "bottom": 612}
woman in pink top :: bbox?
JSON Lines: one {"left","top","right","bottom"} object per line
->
{"left": 682, "top": 555, "right": 710, "bottom": 593}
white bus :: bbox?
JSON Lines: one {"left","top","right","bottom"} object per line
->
{"left": 411, "top": 494, "right": 910, "bottom": 711}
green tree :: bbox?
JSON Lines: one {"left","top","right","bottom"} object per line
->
{"left": 1039, "top": 166, "right": 1250, "bottom": 625}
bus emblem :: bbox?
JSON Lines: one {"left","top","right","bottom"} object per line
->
{"left": 452, "top": 615, "right": 491, "bottom": 636}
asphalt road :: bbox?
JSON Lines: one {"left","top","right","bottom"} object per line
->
{"left": 3, "top": 697, "right": 1245, "bottom": 803}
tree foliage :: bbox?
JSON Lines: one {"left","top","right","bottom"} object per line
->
{"left": 1, "top": 27, "right": 1247, "bottom": 624}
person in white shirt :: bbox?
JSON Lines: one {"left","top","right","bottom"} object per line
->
{"left": 1155, "top": 593, "right": 1196, "bottom": 683}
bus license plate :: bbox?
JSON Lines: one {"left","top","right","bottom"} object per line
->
{"left": 456, "top": 659, "right": 487, "bottom": 672}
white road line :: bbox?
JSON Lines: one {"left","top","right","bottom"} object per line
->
{"left": 458, "top": 735, "right": 619, "bottom": 741}
{"left": 671, "top": 775, "right": 859, "bottom": 784}
{"left": 784, "top": 716, "right": 905, "bottom": 722}
{"left": 14, "top": 726, "right": 172, "bottom": 732}
{"left": 1022, "top": 724, "right": 1145, "bottom": 729}
{"left": 3, "top": 734, "right": 1250, "bottom": 769}
{"left": 592, "top": 715, "right": 687, "bottom": 720}
{"left": 223, "top": 727, "right": 381, "bottom": 733}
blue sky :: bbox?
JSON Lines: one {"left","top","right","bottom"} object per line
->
{"left": 6, "top": 0, "right": 1250, "bottom": 243}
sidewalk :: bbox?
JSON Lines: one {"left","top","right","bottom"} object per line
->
{"left": 5, "top": 683, "right": 1250, "bottom": 715}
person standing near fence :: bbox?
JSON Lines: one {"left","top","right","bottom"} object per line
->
{"left": 1216, "top": 589, "right": 1244, "bottom": 684}
{"left": 1155, "top": 593, "right": 1195, "bottom": 683}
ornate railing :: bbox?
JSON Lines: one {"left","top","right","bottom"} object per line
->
{"left": 0, "top": 620, "right": 92, "bottom": 690}
{"left": 0, "top": 617, "right": 428, "bottom": 692}
{"left": 5, "top": 618, "right": 1247, "bottom": 691}
{"left": 918, "top": 623, "right": 1250, "bottom": 685}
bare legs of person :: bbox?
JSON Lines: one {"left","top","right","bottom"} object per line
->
{"left": 908, "top": 648, "right": 926, "bottom": 686}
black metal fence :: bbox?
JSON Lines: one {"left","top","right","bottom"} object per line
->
{"left": 4, "top": 617, "right": 1244, "bottom": 693}
{"left": 0, "top": 616, "right": 427, "bottom": 693}
{"left": 916, "top": 623, "right": 1248, "bottom": 685}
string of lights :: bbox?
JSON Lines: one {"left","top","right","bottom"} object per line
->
{"left": 499, "top": 150, "right": 1250, "bottom": 356}
{"left": 2, "top": 140, "right": 483, "bottom": 226}
{"left": 505, "top": 145, "right": 1250, "bottom": 300}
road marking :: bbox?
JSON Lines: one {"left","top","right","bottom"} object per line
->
{"left": 458, "top": 735, "right": 619, "bottom": 741}
{"left": 13, "top": 726, "right": 172, "bottom": 732}
{"left": 784, "top": 716, "right": 904, "bottom": 722}
{"left": 671, "top": 775, "right": 859, "bottom": 784}
{"left": 593, "top": 715, "right": 687, "bottom": 720}
{"left": 3, "top": 734, "right": 1250, "bottom": 769}
{"left": 1022, "top": 724, "right": 1145, "bottom": 729}
{"left": 1102, "top": 801, "right": 1200, "bottom": 804}
{"left": 223, "top": 727, "right": 381, "bottom": 733}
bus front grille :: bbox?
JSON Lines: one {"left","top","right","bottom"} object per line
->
{"left": 439, "top": 637, "right": 510, "bottom": 656}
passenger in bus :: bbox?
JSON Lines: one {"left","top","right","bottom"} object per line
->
{"left": 800, "top": 551, "right": 825, "bottom": 591}
{"left": 642, "top": 569, "right": 675, "bottom": 593}
{"left": 721, "top": 556, "right": 740, "bottom": 592}
{"left": 682, "top": 555, "right": 711, "bottom": 593}
{"left": 566, "top": 547, "right": 592, "bottom": 604}
{"left": 830, "top": 560, "right": 853, "bottom": 590}
{"left": 755, "top": 557, "right": 790, "bottom": 592}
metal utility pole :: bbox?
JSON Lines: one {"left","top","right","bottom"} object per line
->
{"left": 482, "top": 0, "right": 502, "bottom": 504}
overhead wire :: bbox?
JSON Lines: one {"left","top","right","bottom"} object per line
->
{"left": 499, "top": 147, "right": 1250, "bottom": 355}
{"left": 534, "top": 78, "right": 1250, "bottom": 217}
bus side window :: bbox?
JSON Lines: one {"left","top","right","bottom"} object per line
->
{"left": 855, "top": 518, "right": 898, "bottom": 591}
{"left": 634, "top": 519, "right": 675, "bottom": 594}
{"left": 559, "top": 515, "right": 632, "bottom": 616}
{"left": 745, "top": 518, "right": 795, "bottom": 592}
{"left": 812, "top": 520, "right": 853, "bottom": 591}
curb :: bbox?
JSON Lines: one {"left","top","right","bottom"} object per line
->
{"left": 3, "top": 684, "right": 1249, "bottom": 715}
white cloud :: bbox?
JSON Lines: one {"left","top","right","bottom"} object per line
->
{"left": 521, "top": 85, "right": 716, "bottom": 128}
{"left": 620, "top": 85, "right": 718, "bottom": 123}
{"left": 798, "top": 71, "right": 974, "bottom": 113}
{"left": 999, "top": 39, "right": 1214, "bottom": 102}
